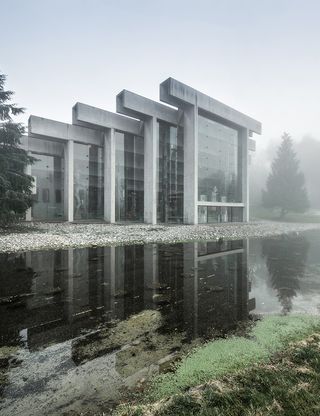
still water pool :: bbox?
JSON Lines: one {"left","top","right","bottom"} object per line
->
{"left": 1, "top": 230, "right": 320, "bottom": 415}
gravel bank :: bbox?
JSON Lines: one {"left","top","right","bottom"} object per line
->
{"left": 1, "top": 221, "right": 320, "bottom": 253}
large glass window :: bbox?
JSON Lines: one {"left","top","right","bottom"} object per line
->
{"left": 157, "top": 121, "right": 184, "bottom": 223}
{"left": 198, "top": 115, "right": 241, "bottom": 203}
{"left": 115, "top": 132, "right": 144, "bottom": 222}
{"left": 31, "top": 143, "right": 65, "bottom": 220}
{"left": 198, "top": 206, "right": 243, "bottom": 223}
{"left": 74, "top": 143, "right": 104, "bottom": 220}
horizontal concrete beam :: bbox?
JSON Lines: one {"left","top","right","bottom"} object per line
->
{"left": 160, "top": 78, "right": 262, "bottom": 134}
{"left": 73, "top": 102, "right": 143, "bottom": 136}
{"left": 116, "top": 90, "right": 179, "bottom": 125}
{"left": 28, "top": 115, "right": 104, "bottom": 146}
{"left": 21, "top": 135, "right": 64, "bottom": 156}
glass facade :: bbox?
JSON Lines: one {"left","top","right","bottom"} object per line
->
{"left": 74, "top": 143, "right": 104, "bottom": 220}
{"left": 157, "top": 121, "right": 184, "bottom": 223}
{"left": 198, "top": 206, "right": 243, "bottom": 223}
{"left": 31, "top": 141, "right": 65, "bottom": 220}
{"left": 198, "top": 115, "right": 241, "bottom": 203}
{"left": 29, "top": 105, "right": 248, "bottom": 224}
{"left": 115, "top": 132, "right": 144, "bottom": 222}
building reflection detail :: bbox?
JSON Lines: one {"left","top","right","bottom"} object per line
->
{"left": 0, "top": 241, "right": 254, "bottom": 352}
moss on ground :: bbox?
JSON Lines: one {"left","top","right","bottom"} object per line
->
{"left": 115, "top": 315, "right": 320, "bottom": 416}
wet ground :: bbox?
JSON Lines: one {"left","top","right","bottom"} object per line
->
{"left": 1, "top": 230, "right": 320, "bottom": 415}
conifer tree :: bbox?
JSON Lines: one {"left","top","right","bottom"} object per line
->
{"left": 262, "top": 132, "right": 309, "bottom": 217}
{"left": 0, "top": 72, "right": 35, "bottom": 226}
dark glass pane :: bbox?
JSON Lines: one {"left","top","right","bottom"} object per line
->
{"left": 198, "top": 206, "right": 243, "bottom": 223}
{"left": 115, "top": 132, "right": 144, "bottom": 222}
{"left": 74, "top": 143, "right": 104, "bottom": 220}
{"left": 31, "top": 142, "right": 65, "bottom": 220}
{"left": 231, "top": 207, "right": 243, "bottom": 222}
{"left": 157, "top": 121, "right": 184, "bottom": 223}
{"left": 198, "top": 115, "right": 241, "bottom": 203}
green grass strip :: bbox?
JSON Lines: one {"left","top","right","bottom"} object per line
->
{"left": 145, "top": 315, "right": 320, "bottom": 402}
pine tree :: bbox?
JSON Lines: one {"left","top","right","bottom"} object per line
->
{"left": 0, "top": 72, "right": 35, "bottom": 226}
{"left": 262, "top": 132, "right": 309, "bottom": 217}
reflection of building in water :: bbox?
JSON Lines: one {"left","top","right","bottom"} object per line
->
{"left": 183, "top": 240, "right": 252, "bottom": 338}
{"left": 0, "top": 240, "right": 254, "bottom": 351}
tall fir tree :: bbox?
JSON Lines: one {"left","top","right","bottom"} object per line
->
{"left": 0, "top": 72, "right": 35, "bottom": 226}
{"left": 262, "top": 132, "right": 309, "bottom": 217}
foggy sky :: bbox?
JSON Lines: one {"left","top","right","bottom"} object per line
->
{"left": 2, "top": 0, "right": 320, "bottom": 154}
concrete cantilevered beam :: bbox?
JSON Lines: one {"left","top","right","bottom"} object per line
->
{"left": 28, "top": 115, "right": 104, "bottom": 146}
{"left": 160, "top": 78, "right": 262, "bottom": 134}
{"left": 116, "top": 90, "right": 179, "bottom": 125}
{"left": 72, "top": 102, "right": 143, "bottom": 136}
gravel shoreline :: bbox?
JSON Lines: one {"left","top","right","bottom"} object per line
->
{"left": 1, "top": 221, "right": 320, "bottom": 253}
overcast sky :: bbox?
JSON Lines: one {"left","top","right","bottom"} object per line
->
{"left": 2, "top": 0, "right": 320, "bottom": 153}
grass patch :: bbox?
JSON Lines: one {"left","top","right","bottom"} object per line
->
{"left": 145, "top": 315, "right": 320, "bottom": 401}
{"left": 153, "top": 333, "right": 320, "bottom": 415}
{"left": 116, "top": 315, "right": 320, "bottom": 415}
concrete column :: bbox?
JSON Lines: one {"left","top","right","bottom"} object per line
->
{"left": 104, "top": 129, "right": 115, "bottom": 223}
{"left": 241, "top": 128, "right": 249, "bottom": 222}
{"left": 25, "top": 151, "right": 32, "bottom": 221}
{"left": 144, "top": 116, "right": 158, "bottom": 224}
{"left": 65, "top": 140, "right": 74, "bottom": 222}
{"left": 183, "top": 104, "right": 198, "bottom": 224}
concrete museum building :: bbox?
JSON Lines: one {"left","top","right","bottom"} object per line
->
{"left": 23, "top": 78, "right": 261, "bottom": 225}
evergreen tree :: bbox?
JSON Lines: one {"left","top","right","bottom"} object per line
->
{"left": 0, "top": 73, "right": 35, "bottom": 226}
{"left": 262, "top": 132, "right": 309, "bottom": 217}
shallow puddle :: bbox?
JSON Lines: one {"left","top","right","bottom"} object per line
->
{"left": 1, "top": 230, "right": 320, "bottom": 415}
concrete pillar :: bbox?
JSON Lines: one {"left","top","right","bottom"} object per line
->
{"left": 65, "top": 140, "right": 74, "bottom": 222}
{"left": 104, "top": 129, "right": 115, "bottom": 223}
{"left": 241, "top": 128, "right": 249, "bottom": 222}
{"left": 144, "top": 117, "right": 158, "bottom": 224}
{"left": 25, "top": 151, "right": 32, "bottom": 221}
{"left": 183, "top": 104, "right": 198, "bottom": 224}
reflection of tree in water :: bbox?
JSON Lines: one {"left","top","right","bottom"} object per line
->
{"left": 262, "top": 234, "right": 309, "bottom": 314}
{"left": 0, "top": 253, "right": 34, "bottom": 344}
{"left": 0, "top": 253, "right": 33, "bottom": 298}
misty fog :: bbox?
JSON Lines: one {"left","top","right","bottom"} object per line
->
{"left": 250, "top": 135, "right": 320, "bottom": 211}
